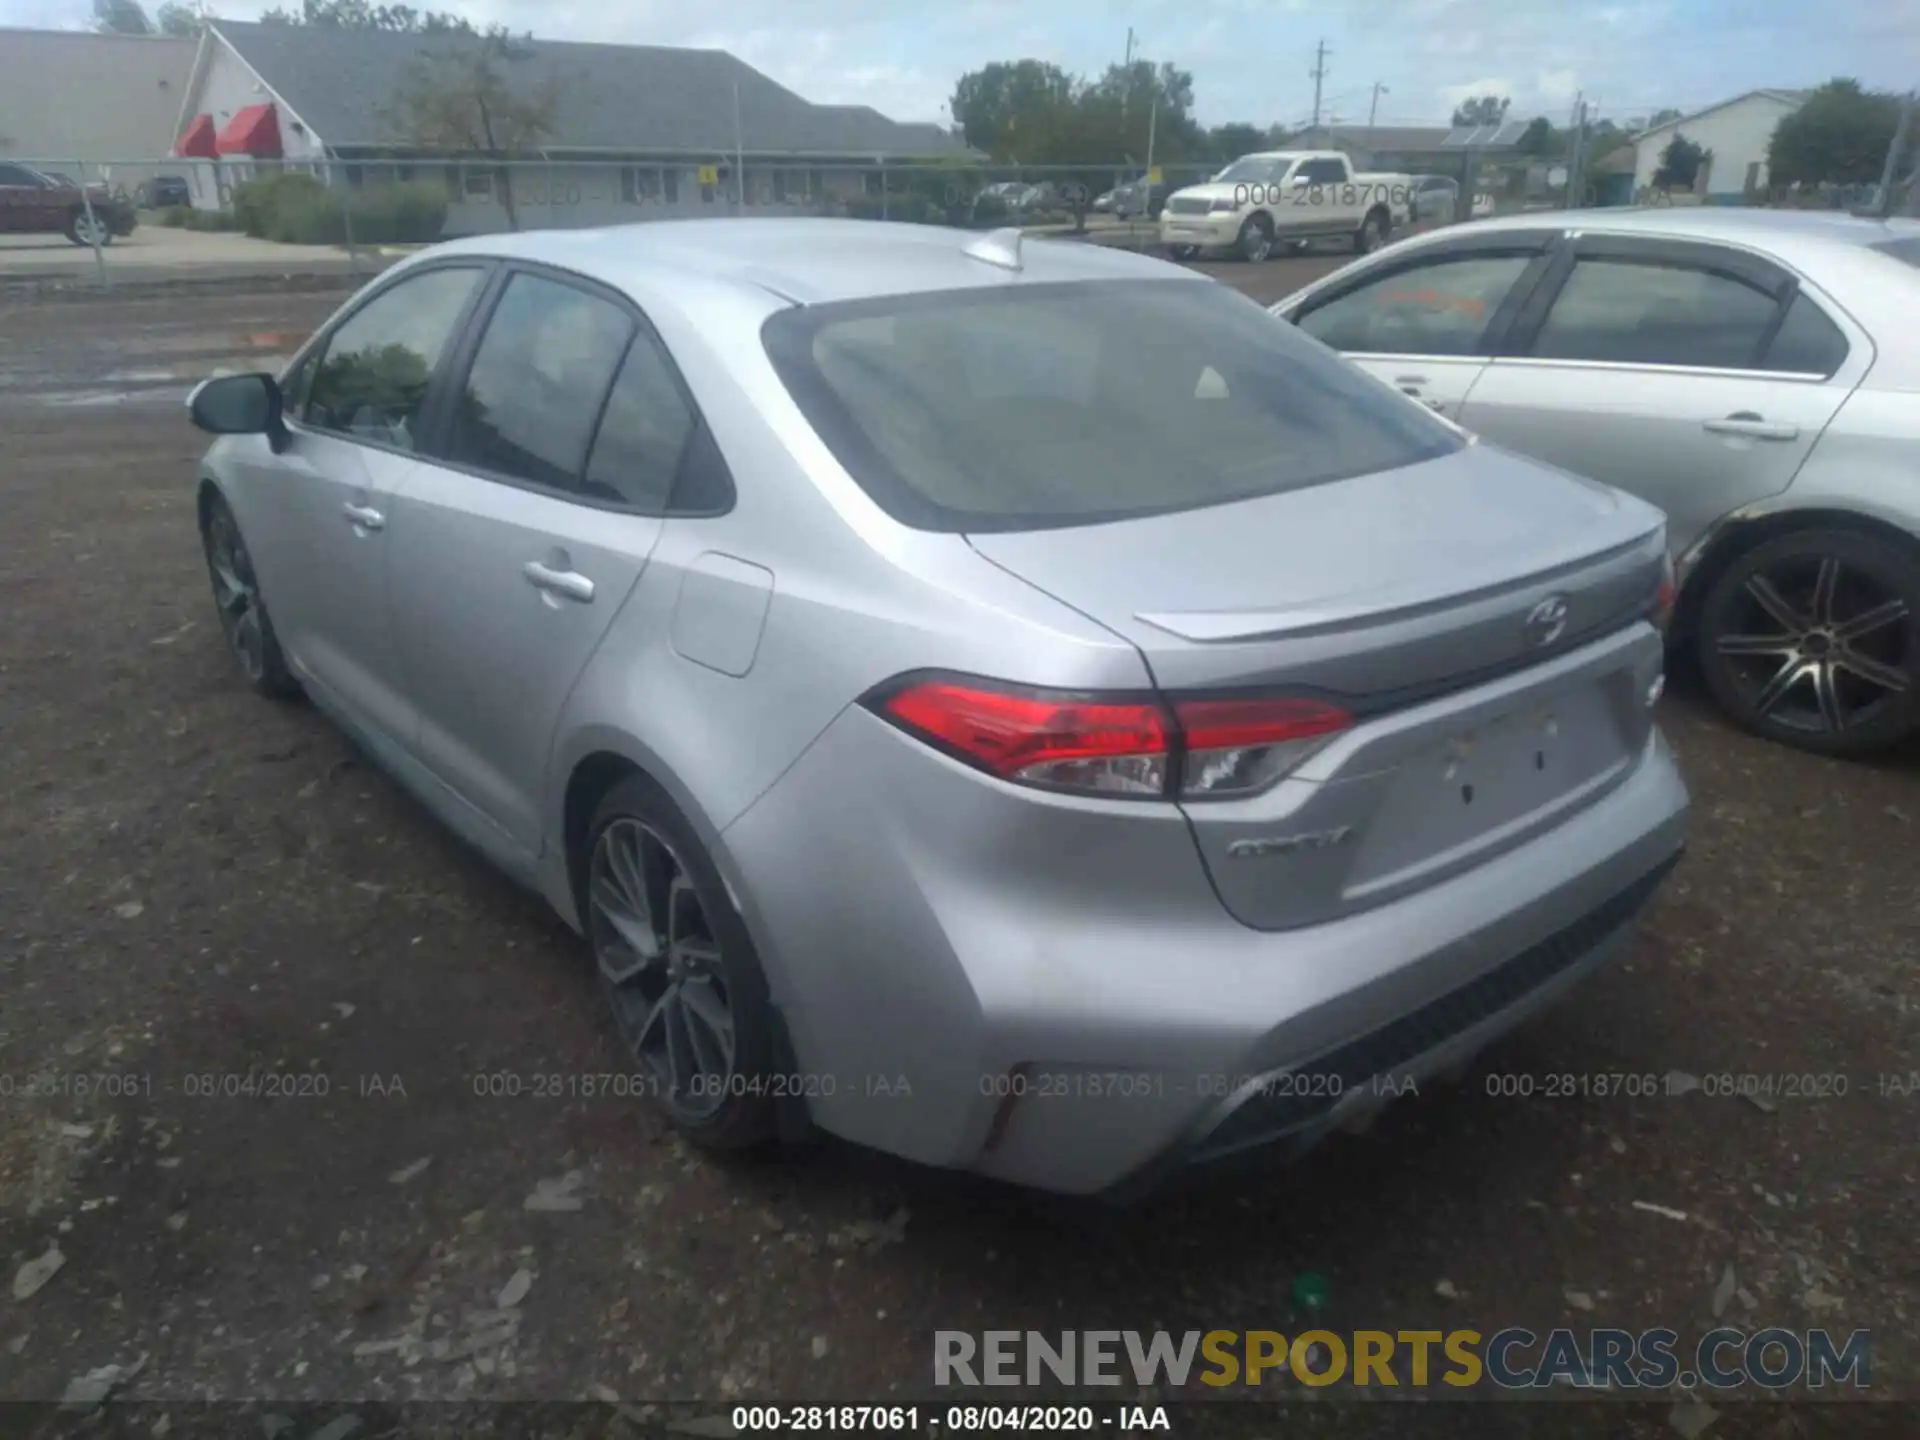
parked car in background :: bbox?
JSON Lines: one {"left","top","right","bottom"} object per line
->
{"left": 1410, "top": 175, "right": 1460, "bottom": 226}
{"left": 1112, "top": 178, "right": 1169, "bottom": 221}
{"left": 1272, "top": 209, "right": 1920, "bottom": 755}
{"left": 137, "top": 174, "right": 192, "bottom": 210}
{"left": 183, "top": 219, "right": 1686, "bottom": 1195}
{"left": 1161, "top": 150, "right": 1414, "bottom": 262}
{"left": 0, "top": 161, "right": 136, "bottom": 244}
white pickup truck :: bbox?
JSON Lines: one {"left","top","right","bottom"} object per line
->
{"left": 1159, "top": 150, "right": 1414, "bottom": 262}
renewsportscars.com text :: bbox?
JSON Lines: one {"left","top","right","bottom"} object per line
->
{"left": 935, "top": 1327, "right": 1872, "bottom": 1391}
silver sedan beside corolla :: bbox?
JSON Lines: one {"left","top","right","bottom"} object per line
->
{"left": 187, "top": 219, "right": 1687, "bottom": 1196}
{"left": 1272, "top": 208, "right": 1920, "bottom": 756}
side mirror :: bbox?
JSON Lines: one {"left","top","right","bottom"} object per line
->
{"left": 188, "top": 373, "right": 288, "bottom": 452}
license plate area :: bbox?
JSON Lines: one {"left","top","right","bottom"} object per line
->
{"left": 1343, "top": 679, "right": 1633, "bottom": 898}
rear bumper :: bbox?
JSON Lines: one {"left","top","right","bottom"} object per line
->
{"left": 720, "top": 711, "right": 1688, "bottom": 1196}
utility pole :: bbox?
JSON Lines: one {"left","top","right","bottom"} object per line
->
{"left": 1310, "top": 40, "right": 1330, "bottom": 132}
{"left": 1122, "top": 27, "right": 1135, "bottom": 123}
{"left": 1876, "top": 90, "right": 1914, "bottom": 217}
{"left": 1562, "top": 91, "right": 1585, "bottom": 209}
{"left": 1368, "top": 82, "right": 1388, "bottom": 134}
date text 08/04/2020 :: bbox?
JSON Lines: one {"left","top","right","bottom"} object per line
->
{"left": 730, "top": 1406, "right": 1171, "bottom": 1433}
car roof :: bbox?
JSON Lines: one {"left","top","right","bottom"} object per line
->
{"left": 424, "top": 218, "right": 1203, "bottom": 306}
{"left": 1429, "top": 206, "right": 1920, "bottom": 268}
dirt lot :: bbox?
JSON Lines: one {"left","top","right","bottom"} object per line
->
{"left": 1, "top": 264, "right": 1917, "bottom": 1439}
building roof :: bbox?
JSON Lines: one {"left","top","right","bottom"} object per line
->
{"left": 1634, "top": 89, "right": 1809, "bottom": 143}
{"left": 202, "top": 20, "right": 969, "bottom": 160}
{"left": 0, "top": 28, "right": 194, "bottom": 161}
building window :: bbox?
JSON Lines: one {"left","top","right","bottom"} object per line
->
{"left": 444, "top": 163, "right": 461, "bottom": 195}
{"left": 621, "top": 167, "right": 637, "bottom": 204}
{"left": 463, "top": 168, "right": 494, "bottom": 201}
{"left": 863, "top": 169, "right": 886, "bottom": 196}
{"left": 662, "top": 167, "right": 680, "bottom": 204}
{"left": 773, "top": 168, "right": 790, "bottom": 203}
{"left": 395, "top": 163, "right": 415, "bottom": 182}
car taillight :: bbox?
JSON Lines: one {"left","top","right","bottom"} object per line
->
{"left": 868, "top": 676, "right": 1351, "bottom": 801}
{"left": 1652, "top": 552, "right": 1677, "bottom": 632}
{"left": 1174, "top": 696, "right": 1353, "bottom": 798}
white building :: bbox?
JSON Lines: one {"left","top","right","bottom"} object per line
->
{"left": 171, "top": 20, "right": 971, "bottom": 234}
{"left": 1631, "top": 89, "right": 1808, "bottom": 201}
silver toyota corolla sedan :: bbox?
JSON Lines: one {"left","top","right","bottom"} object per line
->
{"left": 1271, "top": 209, "right": 1920, "bottom": 757}
{"left": 186, "top": 219, "right": 1688, "bottom": 1196}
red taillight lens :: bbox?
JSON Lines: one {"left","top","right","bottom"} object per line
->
{"left": 1175, "top": 696, "right": 1352, "bottom": 798}
{"left": 870, "top": 678, "right": 1353, "bottom": 801}
{"left": 1653, "top": 555, "right": 1677, "bottom": 632}
{"left": 877, "top": 679, "right": 1172, "bottom": 797}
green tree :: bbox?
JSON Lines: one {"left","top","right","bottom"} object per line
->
{"left": 1653, "top": 132, "right": 1707, "bottom": 190}
{"left": 1207, "top": 122, "right": 1270, "bottom": 163}
{"left": 378, "top": 24, "right": 559, "bottom": 231}
{"left": 92, "top": 0, "right": 152, "bottom": 33}
{"left": 1451, "top": 94, "right": 1511, "bottom": 127}
{"left": 155, "top": 2, "right": 200, "bottom": 35}
{"left": 1768, "top": 78, "right": 1901, "bottom": 188}
{"left": 1515, "top": 116, "right": 1562, "bottom": 157}
{"left": 1645, "top": 108, "right": 1684, "bottom": 129}
{"left": 950, "top": 60, "right": 1076, "bottom": 159}
{"left": 261, "top": 0, "right": 475, "bottom": 33}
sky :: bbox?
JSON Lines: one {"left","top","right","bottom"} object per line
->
{"left": 4, "top": 0, "right": 1917, "bottom": 131}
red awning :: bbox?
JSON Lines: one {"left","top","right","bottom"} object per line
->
{"left": 215, "top": 103, "right": 283, "bottom": 158}
{"left": 176, "top": 113, "right": 218, "bottom": 159}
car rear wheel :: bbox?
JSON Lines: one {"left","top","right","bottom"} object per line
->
{"left": 200, "top": 493, "right": 298, "bottom": 698}
{"left": 66, "top": 210, "right": 113, "bottom": 247}
{"left": 585, "top": 776, "right": 778, "bottom": 1150}
{"left": 1237, "top": 214, "right": 1274, "bottom": 262}
{"left": 1697, "top": 529, "right": 1919, "bottom": 756}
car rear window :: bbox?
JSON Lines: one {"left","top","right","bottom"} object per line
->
{"left": 761, "top": 278, "right": 1463, "bottom": 532}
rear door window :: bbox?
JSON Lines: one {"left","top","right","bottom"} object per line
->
{"left": 442, "top": 271, "right": 634, "bottom": 490}
{"left": 1761, "top": 292, "right": 1848, "bottom": 376}
{"left": 1296, "top": 253, "right": 1536, "bottom": 355}
{"left": 763, "top": 278, "right": 1462, "bottom": 532}
{"left": 1528, "top": 257, "right": 1780, "bottom": 369}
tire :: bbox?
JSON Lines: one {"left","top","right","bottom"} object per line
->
{"left": 1696, "top": 528, "right": 1920, "bottom": 757}
{"left": 1353, "top": 207, "right": 1389, "bottom": 254}
{"left": 1167, "top": 243, "right": 1200, "bottom": 262}
{"left": 584, "top": 774, "right": 778, "bottom": 1151}
{"left": 1236, "top": 213, "right": 1274, "bottom": 263}
{"left": 200, "top": 492, "right": 299, "bottom": 699}
{"left": 64, "top": 210, "right": 114, "bottom": 247}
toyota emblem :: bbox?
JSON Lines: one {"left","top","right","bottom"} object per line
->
{"left": 1524, "top": 595, "right": 1570, "bottom": 648}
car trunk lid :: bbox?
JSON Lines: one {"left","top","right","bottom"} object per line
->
{"left": 966, "top": 444, "right": 1670, "bottom": 929}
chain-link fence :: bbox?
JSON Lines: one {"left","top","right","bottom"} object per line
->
{"left": 4, "top": 151, "right": 1502, "bottom": 288}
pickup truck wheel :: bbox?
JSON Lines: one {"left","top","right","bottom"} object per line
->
{"left": 1353, "top": 208, "right": 1389, "bottom": 254}
{"left": 1237, "top": 214, "right": 1274, "bottom": 263}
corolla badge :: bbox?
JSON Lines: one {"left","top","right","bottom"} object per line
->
{"left": 1227, "top": 825, "right": 1354, "bottom": 859}
{"left": 1524, "top": 595, "right": 1570, "bottom": 648}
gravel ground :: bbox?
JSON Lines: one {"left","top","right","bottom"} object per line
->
{"left": 1, "top": 267, "right": 1916, "bottom": 1440}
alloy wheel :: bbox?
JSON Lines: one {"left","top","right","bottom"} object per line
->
{"left": 74, "top": 214, "right": 110, "bottom": 246}
{"left": 588, "top": 817, "right": 736, "bottom": 1117}
{"left": 1712, "top": 553, "right": 1911, "bottom": 737}
{"left": 205, "top": 510, "right": 267, "bottom": 681}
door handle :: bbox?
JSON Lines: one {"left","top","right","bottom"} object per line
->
{"left": 1703, "top": 414, "right": 1799, "bottom": 442}
{"left": 341, "top": 502, "right": 385, "bottom": 531}
{"left": 523, "top": 560, "right": 595, "bottom": 603}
